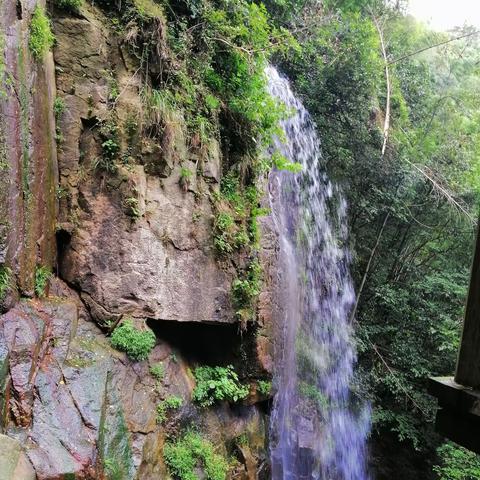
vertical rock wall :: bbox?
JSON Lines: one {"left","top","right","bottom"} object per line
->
{"left": 0, "top": 0, "right": 57, "bottom": 300}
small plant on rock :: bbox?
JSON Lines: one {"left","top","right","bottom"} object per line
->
{"left": 110, "top": 319, "right": 156, "bottom": 361}
{"left": 156, "top": 395, "right": 183, "bottom": 424}
{"left": 192, "top": 365, "right": 249, "bottom": 407}
{"left": 0, "top": 266, "right": 12, "bottom": 301}
{"left": 231, "top": 258, "right": 262, "bottom": 322}
{"left": 257, "top": 380, "right": 272, "bottom": 396}
{"left": 29, "top": 5, "right": 55, "bottom": 60}
{"left": 164, "top": 431, "right": 228, "bottom": 480}
{"left": 179, "top": 167, "right": 193, "bottom": 192}
{"left": 123, "top": 197, "right": 140, "bottom": 219}
{"left": 150, "top": 362, "right": 165, "bottom": 381}
{"left": 34, "top": 266, "right": 51, "bottom": 297}
{"left": 53, "top": 97, "right": 65, "bottom": 119}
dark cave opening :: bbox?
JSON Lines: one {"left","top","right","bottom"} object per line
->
{"left": 147, "top": 318, "right": 259, "bottom": 376}
{"left": 55, "top": 228, "right": 72, "bottom": 276}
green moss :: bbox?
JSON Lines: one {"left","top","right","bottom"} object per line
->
{"left": 0, "top": 266, "right": 12, "bottom": 301}
{"left": 164, "top": 431, "right": 228, "bottom": 480}
{"left": 156, "top": 395, "right": 182, "bottom": 424}
{"left": 298, "top": 381, "right": 328, "bottom": 411}
{"left": 34, "top": 266, "right": 51, "bottom": 297}
{"left": 192, "top": 365, "right": 249, "bottom": 407}
{"left": 110, "top": 319, "right": 156, "bottom": 361}
{"left": 29, "top": 5, "right": 55, "bottom": 61}
{"left": 98, "top": 382, "right": 134, "bottom": 480}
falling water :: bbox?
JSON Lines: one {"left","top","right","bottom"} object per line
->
{"left": 266, "top": 66, "right": 370, "bottom": 480}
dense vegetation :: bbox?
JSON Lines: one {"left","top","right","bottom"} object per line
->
{"left": 274, "top": 0, "right": 480, "bottom": 477}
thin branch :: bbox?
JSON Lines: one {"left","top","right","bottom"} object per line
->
{"left": 370, "top": 343, "right": 429, "bottom": 417}
{"left": 405, "top": 160, "right": 475, "bottom": 225}
{"left": 349, "top": 212, "right": 390, "bottom": 324}
{"left": 388, "top": 30, "right": 480, "bottom": 65}
{"left": 373, "top": 16, "right": 391, "bottom": 157}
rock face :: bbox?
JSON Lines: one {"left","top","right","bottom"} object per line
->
{"left": 0, "top": 288, "right": 270, "bottom": 479}
{"left": 0, "top": 0, "right": 57, "bottom": 298}
{"left": 0, "top": 1, "right": 277, "bottom": 478}
{"left": 53, "top": 4, "right": 234, "bottom": 324}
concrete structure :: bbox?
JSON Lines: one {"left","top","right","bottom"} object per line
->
{"left": 429, "top": 223, "right": 480, "bottom": 453}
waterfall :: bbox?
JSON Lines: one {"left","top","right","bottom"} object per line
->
{"left": 266, "top": 66, "right": 370, "bottom": 480}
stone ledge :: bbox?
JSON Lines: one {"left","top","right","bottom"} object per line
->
{"left": 429, "top": 376, "right": 480, "bottom": 453}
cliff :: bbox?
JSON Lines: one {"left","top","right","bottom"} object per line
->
{"left": 0, "top": 0, "right": 280, "bottom": 478}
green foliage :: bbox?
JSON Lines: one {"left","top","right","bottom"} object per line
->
{"left": 164, "top": 431, "right": 228, "bottom": 480}
{"left": 156, "top": 395, "right": 183, "bottom": 424}
{"left": 53, "top": 97, "right": 65, "bottom": 119}
{"left": 179, "top": 167, "right": 193, "bottom": 191}
{"left": 55, "top": 0, "right": 83, "bottom": 12}
{"left": 95, "top": 120, "right": 120, "bottom": 173}
{"left": 110, "top": 319, "right": 156, "bottom": 361}
{"left": 281, "top": 5, "right": 480, "bottom": 480}
{"left": 270, "top": 150, "right": 302, "bottom": 173}
{"left": 433, "top": 442, "right": 480, "bottom": 480}
{"left": 149, "top": 362, "right": 165, "bottom": 381}
{"left": 280, "top": 3, "right": 479, "bottom": 476}
{"left": 34, "top": 266, "right": 51, "bottom": 297}
{"left": 213, "top": 212, "right": 236, "bottom": 254}
{"left": 104, "top": 457, "right": 125, "bottom": 480}
{"left": 0, "top": 266, "right": 12, "bottom": 301}
{"left": 192, "top": 365, "right": 249, "bottom": 407}
{"left": 29, "top": 5, "right": 55, "bottom": 60}
{"left": 231, "top": 259, "right": 262, "bottom": 321}
{"left": 133, "top": 0, "right": 165, "bottom": 20}
{"left": 123, "top": 197, "right": 140, "bottom": 219}
{"left": 213, "top": 173, "right": 268, "bottom": 255}
{"left": 257, "top": 380, "right": 272, "bottom": 396}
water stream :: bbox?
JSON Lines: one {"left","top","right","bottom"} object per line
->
{"left": 266, "top": 66, "right": 370, "bottom": 480}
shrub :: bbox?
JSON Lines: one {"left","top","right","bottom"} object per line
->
{"left": 149, "top": 362, "right": 165, "bottom": 381}
{"left": 192, "top": 365, "right": 249, "bottom": 407}
{"left": 0, "top": 266, "right": 12, "bottom": 301}
{"left": 164, "top": 431, "right": 228, "bottom": 480}
{"left": 55, "top": 0, "right": 83, "bottom": 11}
{"left": 434, "top": 442, "right": 480, "bottom": 480}
{"left": 257, "top": 380, "right": 272, "bottom": 396}
{"left": 156, "top": 395, "right": 183, "bottom": 424}
{"left": 110, "top": 319, "right": 156, "bottom": 361}
{"left": 213, "top": 212, "right": 237, "bottom": 254}
{"left": 29, "top": 5, "right": 55, "bottom": 60}
{"left": 34, "top": 266, "right": 51, "bottom": 297}
{"left": 231, "top": 258, "right": 262, "bottom": 315}
{"left": 53, "top": 97, "right": 65, "bottom": 119}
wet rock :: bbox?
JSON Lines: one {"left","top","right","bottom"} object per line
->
{"left": 0, "top": 0, "right": 58, "bottom": 294}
